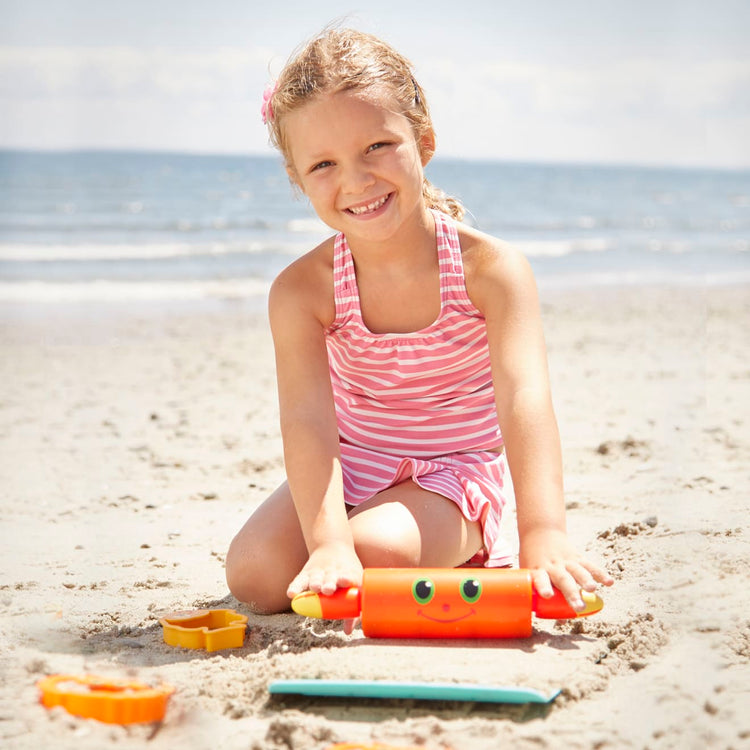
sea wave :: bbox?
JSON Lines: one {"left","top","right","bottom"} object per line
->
{"left": 0, "top": 214, "right": 332, "bottom": 237}
{"left": 0, "top": 236, "right": 616, "bottom": 263}
{"left": 537, "top": 268, "right": 750, "bottom": 288}
{"left": 0, "top": 241, "right": 310, "bottom": 262}
{"left": 287, "top": 217, "right": 330, "bottom": 234}
{"left": 515, "top": 237, "right": 612, "bottom": 257}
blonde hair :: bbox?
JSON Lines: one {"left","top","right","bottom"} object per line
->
{"left": 265, "top": 27, "right": 464, "bottom": 222}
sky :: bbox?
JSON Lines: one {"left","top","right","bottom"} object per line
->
{"left": 1, "top": 0, "right": 749, "bottom": 168}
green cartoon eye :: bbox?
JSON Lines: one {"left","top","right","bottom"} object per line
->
{"left": 460, "top": 577, "right": 482, "bottom": 604}
{"left": 412, "top": 577, "right": 435, "bottom": 605}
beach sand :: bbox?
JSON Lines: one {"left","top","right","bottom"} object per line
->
{"left": 1, "top": 284, "right": 748, "bottom": 749}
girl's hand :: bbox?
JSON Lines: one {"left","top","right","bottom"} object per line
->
{"left": 286, "top": 541, "right": 363, "bottom": 601}
{"left": 287, "top": 542, "right": 363, "bottom": 635}
{"left": 519, "top": 528, "right": 613, "bottom": 611}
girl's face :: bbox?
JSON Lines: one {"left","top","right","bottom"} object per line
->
{"left": 283, "top": 89, "right": 434, "bottom": 244}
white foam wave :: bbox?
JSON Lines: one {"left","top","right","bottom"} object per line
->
{"left": 538, "top": 268, "right": 750, "bottom": 289}
{"left": 0, "top": 242, "right": 236, "bottom": 262}
{"left": 515, "top": 237, "right": 612, "bottom": 257}
{"left": 0, "top": 278, "right": 271, "bottom": 303}
{"left": 287, "top": 217, "right": 330, "bottom": 234}
{"left": 0, "top": 241, "right": 309, "bottom": 262}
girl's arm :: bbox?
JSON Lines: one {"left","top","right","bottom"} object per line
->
{"left": 268, "top": 251, "right": 363, "bottom": 600}
{"left": 464, "top": 231, "right": 613, "bottom": 608}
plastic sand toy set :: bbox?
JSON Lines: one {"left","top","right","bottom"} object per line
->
{"left": 36, "top": 567, "right": 603, "bottom": 737}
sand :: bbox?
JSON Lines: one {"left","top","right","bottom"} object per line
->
{"left": 1, "top": 284, "right": 748, "bottom": 750}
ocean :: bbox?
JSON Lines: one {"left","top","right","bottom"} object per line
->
{"left": 1, "top": 150, "right": 748, "bottom": 306}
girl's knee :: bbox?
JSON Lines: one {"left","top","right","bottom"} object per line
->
{"left": 225, "top": 484, "right": 305, "bottom": 612}
{"left": 352, "top": 521, "right": 422, "bottom": 568}
{"left": 355, "top": 541, "right": 421, "bottom": 568}
{"left": 225, "top": 532, "right": 259, "bottom": 606}
{"left": 348, "top": 490, "right": 482, "bottom": 568}
{"left": 225, "top": 531, "right": 284, "bottom": 613}
{"left": 225, "top": 508, "right": 307, "bottom": 613}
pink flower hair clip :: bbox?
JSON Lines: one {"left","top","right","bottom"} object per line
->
{"left": 261, "top": 81, "right": 278, "bottom": 125}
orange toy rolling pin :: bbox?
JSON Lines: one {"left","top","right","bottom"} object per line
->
{"left": 292, "top": 568, "right": 603, "bottom": 639}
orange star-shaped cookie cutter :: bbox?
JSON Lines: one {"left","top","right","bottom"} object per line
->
{"left": 37, "top": 674, "right": 174, "bottom": 724}
{"left": 159, "top": 608, "right": 248, "bottom": 651}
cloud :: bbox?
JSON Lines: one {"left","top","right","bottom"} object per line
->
{"left": 0, "top": 45, "right": 277, "bottom": 152}
{"left": 419, "top": 55, "right": 750, "bottom": 166}
{"left": 0, "top": 45, "right": 273, "bottom": 101}
{"left": 1, "top": 44, "right": 749, "bottom": 166}
{"left": 424, "top": 55, "right": 750, "bottom": 117}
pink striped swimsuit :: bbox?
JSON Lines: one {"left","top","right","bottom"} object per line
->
{"left": 325, "top": 210, "right": 513, "bottom": 567}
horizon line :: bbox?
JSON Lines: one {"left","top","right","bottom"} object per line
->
{"left": 1, "top": 146, "right": 748, "bottom": 174}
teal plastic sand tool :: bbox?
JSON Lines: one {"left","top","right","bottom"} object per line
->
{"left": 269, "top": 679, "right": 560, "bottom": 704}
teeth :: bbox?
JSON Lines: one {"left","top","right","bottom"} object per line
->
{"left": 348, "top": 195, "right": 388, "bottom": 215}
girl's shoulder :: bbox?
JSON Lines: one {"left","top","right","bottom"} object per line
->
{"left": 269, "top": 235, "right": 337, "bottom": 328}
{"left": 455, "top": 223, "right": 537, "bottom": 312}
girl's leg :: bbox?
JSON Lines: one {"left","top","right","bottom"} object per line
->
{"left": 226, "top": 478, "right": 483, "bottom": 613}
{"left": 225, "top": 482, "right": 307, "bottom": 613}
{"left": 348, "top": 479, "right": 483, "bottom": 568}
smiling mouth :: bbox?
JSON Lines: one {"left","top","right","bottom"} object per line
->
{"left": 345, "top": 193, "right": 391, "bottom": 216}
{"left": 417, "top": 608, "right": 475, "bottom": 624}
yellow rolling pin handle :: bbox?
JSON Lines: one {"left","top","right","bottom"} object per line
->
{"left": 532, "top": 587, "right": 604, "bottom": 619}
{"left": 291, "top": 587, "right": 362, "bottom": 619}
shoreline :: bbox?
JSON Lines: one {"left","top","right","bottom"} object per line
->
{"left": 1, "top": 276, "right": 748, "bottom": 319}
{"left": 1, "top": 283, "right": 748, "bottom": 749}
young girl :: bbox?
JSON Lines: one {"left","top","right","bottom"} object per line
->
{"left": 225, "top": 27, "right": 612, "bottom": 620}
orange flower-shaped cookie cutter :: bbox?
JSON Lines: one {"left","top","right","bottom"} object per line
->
{"left": 37, "top": 674, "right": 174, "bottom": 724}
{"left": 159, "top": 608, "right": 248, "bottom": 651}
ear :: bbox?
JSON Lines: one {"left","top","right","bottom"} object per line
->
{"left": 419, "top": 129, "right": 436, "bottom": 167}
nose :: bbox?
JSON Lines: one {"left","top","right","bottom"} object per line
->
{"left": 442, "top": 603, "right": 450, "bottom": 612}
{"left": 341, "top": 159, "right": 375, "bottom": 195}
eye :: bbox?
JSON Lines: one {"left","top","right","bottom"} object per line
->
{"left": 412, "top": 577, "right": 435, "bottom": 605}
{"left": 310, "top": 160, "right": 333, "bottom": 172}
{"left": 367, "top": 142, "right": 389, "bottom": 153}
{"left": 460, "top": 577, "right": 482, "bottom": 604}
